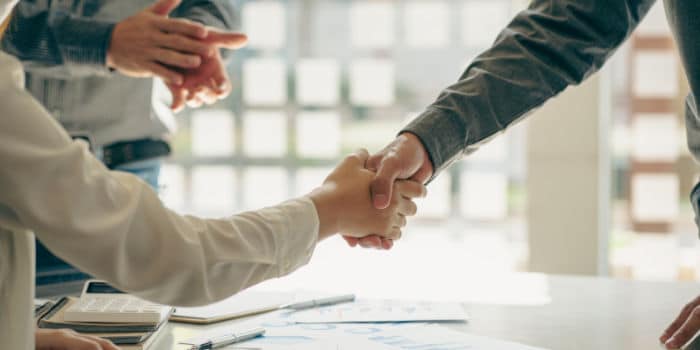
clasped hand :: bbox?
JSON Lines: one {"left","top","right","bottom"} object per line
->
{"left": 106, "top": 0, "right": 246, "bottom": 112}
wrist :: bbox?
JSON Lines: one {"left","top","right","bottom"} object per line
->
{"left": 399, "top": 131, "right": 435, "bottom": 181}
{"left": 308, "top": 186, "right": 341, "bottom": 241}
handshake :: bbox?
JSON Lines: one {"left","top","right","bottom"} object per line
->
{"left": 105, "top": 0, "right": 437, "bottom": 249}
{"left": 309, "top": 133, "right": 435, "bottom": 249}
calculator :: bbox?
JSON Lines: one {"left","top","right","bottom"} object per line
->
{"left": 64, "top": 280, "right": 171, "bottom": 324}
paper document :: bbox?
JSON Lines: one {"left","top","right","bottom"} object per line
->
{"left": 288, "top": 299, "right": 468, "bottom": 323}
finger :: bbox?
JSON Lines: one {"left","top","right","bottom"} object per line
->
{"left": 59, "top": 334, "right": 102, "bottom": 350}
{"left": 394, "top": 215, "right": 407, "bottom": 229}
{"left": 385, "top": 227, "right": 402, "bottom": 240}
{"left": 168, "top": 84, "right": 188, "bottom": 112}
{"left": 343, "top": 236, "right": 359, "bottom": 247}
{"left": 186, "top": 95, "right": 204, "bottom": 108}
{"left": 156, "top": 32, "right": 213, "bottom": 56}
{"left": 155, "top": 17, "right": 208, "bottom": 39}
{"left": 83, "top": 335, "right": 119, "bottom": 350}
{"left": 340, "top": 149, "right": 370, "bottom": 170}
{"left": 366, "top": 152, "right": 384, "bottom": 172}
{"left": 206, "top": 30, "right": 249, "bottom": 49}
{"left": 398, "top": 197, "right": 418, "bottom": 217}
{"left": 149, "top": 0, "right": 181, "bottom": 16}
{"left": 211, "top": 72, "right": 232, "bottom": 96}
{"left": 358, "top": 236, "right": 383, "bottom": 249}
{"left": 662, "top": 299, "right": 700, "bottom": 344}
{"left": 152, "top": 48, "right": 201, "bottom": 68}
{"left": 666, "top": 307, "right": 700, "bottom": 349}
{"left": 196, "top": 89, "right": 218, "bottom": 105}
{"left": 381, "top": 238, "right": 394, "bottom": 250}
{"left": 145, "top": 62, "right": 183, "bottom": 85}
{"left": 395, "top": 180, "right": 427, "bottom": 199}
{"left": 371, "top": 155, "right": 401, "bottom": 210}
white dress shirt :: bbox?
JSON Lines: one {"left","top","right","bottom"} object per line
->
{"left": 0, "top": 41, "right": 319, "bottom": 349}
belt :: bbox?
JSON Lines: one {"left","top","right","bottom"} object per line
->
{"left": 102, "top": 139, "right": 171, "bottom": 169}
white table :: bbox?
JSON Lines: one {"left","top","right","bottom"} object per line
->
{"left": 147, "top": 275, "right": 700, "bottom": 350}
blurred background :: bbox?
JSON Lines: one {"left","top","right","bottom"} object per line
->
{"left": 151, "top": 0, "right": 697, "bottom": 296}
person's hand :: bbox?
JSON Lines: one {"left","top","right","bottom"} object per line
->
{"left": 168, "top": 29, "right": 248, "bottom": 112}
{"left": 35, "top": 329, "right": 119, "bottom": 350}
{"left": 660, "top": 295, "right": 700, "bottom": 349}
{"left": 106, "top": 0, "right": 214, "bottom": 85}
{"left": 342, "top": 132, "right": 434, "bottom": 249}
{"left": 309, "top": 149, "right": 426, "bottom": 242}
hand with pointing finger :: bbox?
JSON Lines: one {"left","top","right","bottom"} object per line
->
{"left": 342, "top": 132, "right": 434, "bottom": 250}
{"left": 106, "top": 0, "right": 220, "bottom": 86}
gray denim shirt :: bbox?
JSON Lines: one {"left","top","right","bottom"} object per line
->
{"left": 402, "top": 0, "right": 700, "bottom": 232}
{"left": 1, "top": 0, "right": 235, "bottom": 147}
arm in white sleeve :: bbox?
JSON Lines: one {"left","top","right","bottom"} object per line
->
{"left": 0, "top": 52, "right": 318, "bottom": 307}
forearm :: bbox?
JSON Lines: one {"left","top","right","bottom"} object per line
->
{"left": 0, "top": 53, "right": 318, "bottom": 307}
{"left": 1, "top": 3, "right": 115, "bottom": 78}
{"left": 403, "top": 0, "right": 655, "bottom": 177}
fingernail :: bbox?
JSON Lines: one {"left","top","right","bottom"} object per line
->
{"left": 374, "top": 195, "right": 388, "bottom": 208}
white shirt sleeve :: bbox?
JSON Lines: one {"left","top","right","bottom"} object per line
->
{"left": 0, "top": 52, "right": 319, "bottom": 307}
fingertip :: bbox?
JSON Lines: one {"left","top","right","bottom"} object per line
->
{"left": 372, "top": 194, "right": 389, "bottom": 210}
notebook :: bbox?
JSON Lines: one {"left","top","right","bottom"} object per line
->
{"left": 38, "top": 297, "right": 167, "bottom": 333}
{"left": 170, "top": 290, "right": 294, "bottom": 324}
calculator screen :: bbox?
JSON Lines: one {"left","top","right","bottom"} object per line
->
{"left": 86, "top": 281, "right": 126, "bottom": 294}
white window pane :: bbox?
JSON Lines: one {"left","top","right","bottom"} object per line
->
{"left": 243, "top": 167, "right": 288, "bottom": 210}
{"left": 191, "top": 166, "right": 236, "bottom": 215}
{"left": 350, "top": 2, "right": 395, "bottom": 49}
{"left": 243, "top": 111, "right": 287, "bottom": 157}
{"left": 467, "top": 136, "right": 508, "bottom": 163}
{"left": 631, "top": 174, "right": 679, "bottom": 222}
{"left": 631, "top": 115, "right": 680, "bottom": 162}
{"left": 462, "top": 1, "right": 510, "bottom": 47}
{"left": 461, "top": 172, "right": 508, "bottom": 220}
{"left": 296, "top": 59, "right": 341, "bottom": 106}
{"left": 349, "top": 59, "right": 395, "bottom": 106}
{"left": 242, "top": 1, "right": 286, "bottom": 49}
{"left": 243, "top": 58, "right": 287, "bottom": 106}
{"left": 295, "top": 167, "right": 333, "bottom": 197}
{"left": 191, "top": 109, "right": 234, "bottom": 156}
{"left": 630, "top": 234, "right": 679, "bottom": 280}
{"left": 404, "top": 1, "right": 449, "bottom": 48}
{"left": 416, "top": 173, "right": 451, "bottom": 219}
{"left": 297, "top": 111, "right": 341, "bottom": 159}
{"left": 636, "top": 2, "right": 670, "bottom": 36}
{"left": 159, "top": 164, "right": 185, "bottom": 212}
{"left": 633, "top": 51, "right": 679, "bottom": 98}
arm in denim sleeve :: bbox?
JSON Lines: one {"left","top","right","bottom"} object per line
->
{"left": 174, "top": 0, "right": 237, "bottom": 60}
{"left": 402, "top": 0, "right": 656, "bottom": 178}
{"left": 0, "top": 2, "right": 115, "bottom": 78}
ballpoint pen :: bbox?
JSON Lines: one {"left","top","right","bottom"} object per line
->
{"left": 188, "top": 327, "right": 265, "bottom": 350}
{"left": 281, "top": 294, "right": 356, "bottom": 311}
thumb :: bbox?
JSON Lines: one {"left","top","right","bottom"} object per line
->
{"left": 370, "top": 156, "right": 399, "bottom": 210}
{"left": 149, "top": 0, "right": 181, "bottom": 16}
{"left": 206, "top": 30, "right": 248, "bottom": 49}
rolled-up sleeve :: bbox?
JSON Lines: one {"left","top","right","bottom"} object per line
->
{"left": 0, "top": 52, "right": 319, "bottom": 307}
{"left": 403, "top": 0, "right": 656, "bottom": 178}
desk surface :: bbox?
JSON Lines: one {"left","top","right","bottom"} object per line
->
{"left": 148, "top": 275, "right": 700, "bottom": 350}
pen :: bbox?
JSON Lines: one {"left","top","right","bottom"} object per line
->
{"left": 281, "top": 294, "right": 356, "bottom": 310}
{"left": 188, "top": 327, "right": 265, "bottom": 350}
